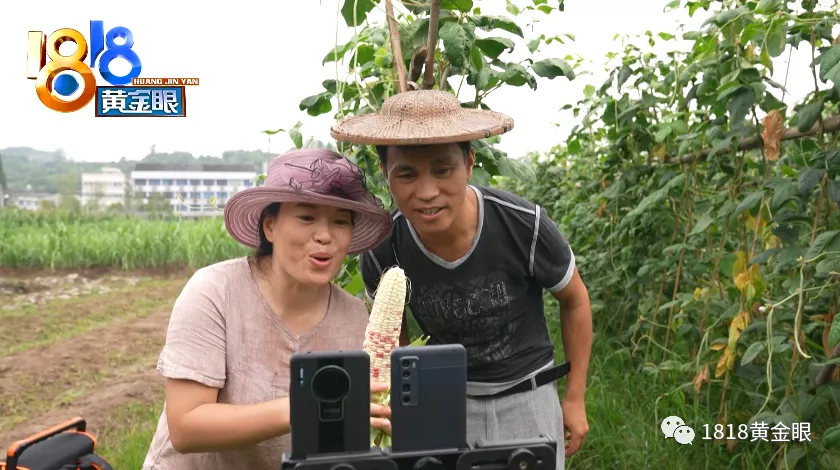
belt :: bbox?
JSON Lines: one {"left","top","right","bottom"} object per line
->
{"left": 468, "top": 361, "right": 571, "bottom": 400}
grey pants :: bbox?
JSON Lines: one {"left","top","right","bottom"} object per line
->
{"left": 466, "top": 380, "right": 565, "bottom": 469}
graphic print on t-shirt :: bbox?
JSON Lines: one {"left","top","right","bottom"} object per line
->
{"left": 411, "top": 269, "right": 517, "bottom": 363}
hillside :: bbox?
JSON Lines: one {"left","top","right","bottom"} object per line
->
{"left": 0, "top": 147, "right": 274, "bottom": 194}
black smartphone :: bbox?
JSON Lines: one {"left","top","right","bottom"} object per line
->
{"left": 289, "top": 349, "right": 371, "bottom": 459}
{"left": 390, "top": 344, "right": 467, "bottom": 452}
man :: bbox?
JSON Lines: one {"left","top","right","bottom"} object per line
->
{"left": 331, "top": 89, "right": 592, "bottom": 468}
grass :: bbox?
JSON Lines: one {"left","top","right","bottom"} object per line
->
{"left": 0, "top": 209, "right": 249, "bottom": 269}
{"left": 97, "top": 399, "right": 164, "bottom": 469}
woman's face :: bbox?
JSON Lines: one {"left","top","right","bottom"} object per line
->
{"left": 264, "top": 202, "right": 354, "bottom": 286}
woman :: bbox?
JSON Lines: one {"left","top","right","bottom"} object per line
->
{"left": 142, "top": 148, "right": 394, "bottom": 469}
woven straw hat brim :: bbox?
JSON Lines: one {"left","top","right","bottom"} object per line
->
{"left": 223, "top": 187, "right": 392, "bottom": 255}
{"left": 330, "top": 108, "right": 514, "bottom": 145}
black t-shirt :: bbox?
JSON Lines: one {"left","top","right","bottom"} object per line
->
{"left": 359, "top": 185, "right": 575, "bottom": 383}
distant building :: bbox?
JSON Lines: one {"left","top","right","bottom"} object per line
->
{"left": 129, "top": 163, "right": 260, "bottom": 216}
{"left": 81, "top": 167, "right": 128, "bottom": 210}
{"left": 7, "top": 190, "right": 61, "bottom": 210}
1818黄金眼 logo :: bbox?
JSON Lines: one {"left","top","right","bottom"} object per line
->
{"left": 27, "top": 21, "right": 142, "bottom": 113}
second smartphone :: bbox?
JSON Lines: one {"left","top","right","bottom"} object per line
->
{"left": 390, "top": 343, "right": 468, "bottom": 452}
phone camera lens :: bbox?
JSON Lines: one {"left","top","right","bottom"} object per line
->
{"left": 401, "top": 359, "right": 411, "bottom": 368}
{"left": 310, "top": 365, "right": 351, "bottom": 403}
{"left": 402, "top": 395, "right": 410, "bottom": 404}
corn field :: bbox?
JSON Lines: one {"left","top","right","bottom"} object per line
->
{"left": 0, "top": 209, "right": 250, "bottom": 270}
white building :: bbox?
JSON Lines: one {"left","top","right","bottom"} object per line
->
{"left": 81, "top": 167, "right": 128, "bottom": 210}
{"left": 9, "top": 191, "right": 62, "bottom": 210}
{"left": 129, "top": 163, "right": 260, "bottom": 216}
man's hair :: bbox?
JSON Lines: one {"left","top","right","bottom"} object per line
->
{"left": 375, "top": 142, "right": 472, "bottom": 173}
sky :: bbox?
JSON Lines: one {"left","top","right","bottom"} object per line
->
{"left": 0, "top": 0, "right": 826, "bottom": 163}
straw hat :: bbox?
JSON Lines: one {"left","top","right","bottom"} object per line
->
{"left": 224, "top": 148, "right": 392, "bottom": 254}
{"left": 330, "top": 89, "right": 514, "bottom": 145}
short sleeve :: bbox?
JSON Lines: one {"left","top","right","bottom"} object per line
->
{"left": 359, "top": 250, "right": 385, "bottom": 303}
{"left": 532, "top": 207, "right": 576, "bottom": 293}
{"left": 156, "top": 267, "right": 227, "bottom": 389}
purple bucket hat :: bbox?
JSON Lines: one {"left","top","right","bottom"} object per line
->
{"left": 223, "top": 148, "right": 392, "bottom": 254}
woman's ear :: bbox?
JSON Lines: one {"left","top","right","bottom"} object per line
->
{"left": 262, "top": 213, "right": 277, "bottom": 243}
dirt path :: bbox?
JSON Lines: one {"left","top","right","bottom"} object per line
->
{"left": 0, "top": 304, "right": 173, "bottom": 444}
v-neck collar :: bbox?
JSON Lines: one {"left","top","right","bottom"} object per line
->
{"left": 404, "top": 185, "right": 485, "bottom": 270}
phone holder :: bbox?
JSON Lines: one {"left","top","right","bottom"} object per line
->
{"left": 280, "top": 434, "right": 557, "bottom": 470}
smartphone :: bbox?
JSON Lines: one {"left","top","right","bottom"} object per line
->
{"left": 289, "top": 349, "right": 371, "bottom": 460}
{"left": 390, "top": 344, "right": 467, "bottom": 452}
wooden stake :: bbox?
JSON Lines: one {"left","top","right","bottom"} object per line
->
{"left": 423, "top": 0, "right": 442, "bottom": 90}
{"left": 384, "top": 0, "right": 408, "bottom": 93}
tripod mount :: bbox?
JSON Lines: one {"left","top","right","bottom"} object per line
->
{"left": 280, "top": 434, "right": 557, "bottom": 470}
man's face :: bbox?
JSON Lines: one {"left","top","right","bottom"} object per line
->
{"left": 381, "top": 143, "right": 474, "bottom": 235}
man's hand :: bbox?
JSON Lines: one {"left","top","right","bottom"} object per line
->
{"left": 370, "top": 381, "right": 392, "bottom": 434}
{"left": 562, "top": 398, "right": 589, "bottom": 457}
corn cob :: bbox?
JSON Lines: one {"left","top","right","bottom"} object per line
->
{"left": 364, "top": 266, "right": 407, "bottom": 395}
{"left": 362, "top": 266, "right": 427, "bottom": 448}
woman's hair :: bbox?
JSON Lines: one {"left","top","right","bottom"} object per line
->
{"left": 251, "top": 202, "right": 357, "bottom": 260}
{"left": 253, "top": 202, "right": 282, "bottom": 258}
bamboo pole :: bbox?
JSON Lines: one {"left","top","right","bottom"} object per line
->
{"left": 384, "top": 0, "right": 408, "bottom": 93}
{"left": 423, "top": 0, "right": 442, "bottom": 90}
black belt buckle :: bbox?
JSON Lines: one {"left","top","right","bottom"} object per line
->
{"left": 471, "top": 361, "right": 571, "bottom": 400}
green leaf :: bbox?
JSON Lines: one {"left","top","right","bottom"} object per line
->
{"left": 797, "top": 168, "right": 825, "bottom": 196}
{"left": 823, "top": 425, "right": 840, "bottom": 448}
{"left": 756, "top": 0, "right": 783, "bottom": 14}
{"left": 740, "top": 22, "right": 762, "bottom": 44}
{"left": 690, "top": 212, "right": 715, "bottom": 235}
{"left": 505, "top": 1, "right": 521, "bottom": 15}
{"left": 496, "top": 156, "right": 535, "bottom": 181}
{"left": 818, "top": 44, "right": 840, "bottom": 85}
{"left": 469, "top": 167, "right": 492, "bottom": 185}
{"left": 499, "top": 62, "right": 537, "bottom": 89}
{"left": 344, "top": 270, "right": 364, "bottom": 296}
{"left": 527, "top": 38, "right": 541, "bottom": 53}
{"left": 442, "top": 0, "right": 473, "bottom": 12}
{"left": 816, "top": 258, "right": 840, "bottom": 276}
{"left": 475, "top": 37, "right": 515, "bottom": 59}
{"left": 741, "top": 341, "right": 765, "bottom": 366}
{"left": 341, "top": 0, "right": 378, "bottom": 27}
{"left": 470, "top": 15, "right": 525, "bottom": 38}
{"left": 654, "top": 125, "right": 672, "bottom": 143}
{"left": 735, "top": 190, "right": 765, "bottom": 216}
{"left": 583, "top": 84, "right": 595, "bottom": 99}
{"left": 289, "top": 122, "right": 304, "bottom": 149}
{"left": 531, "top": 58, "right": 575, "bottom": 80}
{"left": 765, "top": 21, "right": 787, "bottom": 58}
{"left": 439, "top": 22, "right": 476, "bottom": 69}
{"left": 263, "top": 128, "right": 285, "bottom": 136}
{"left": 796, "top": 100, "right": 824, "bottom": 132}
{"left": 298, "top": 92, "right": 334, "bottom": 117}
{"left": 713, "top": 6, "right": 748, "bottom": 26}
{"left": 805, "top": 230, "right": 840, "bottom": 260}
{"left": 617, "top": 65, "right": 632, "bottom": 88}
{"left": 725, "top": 86, "right": 757, "bottom": 128}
